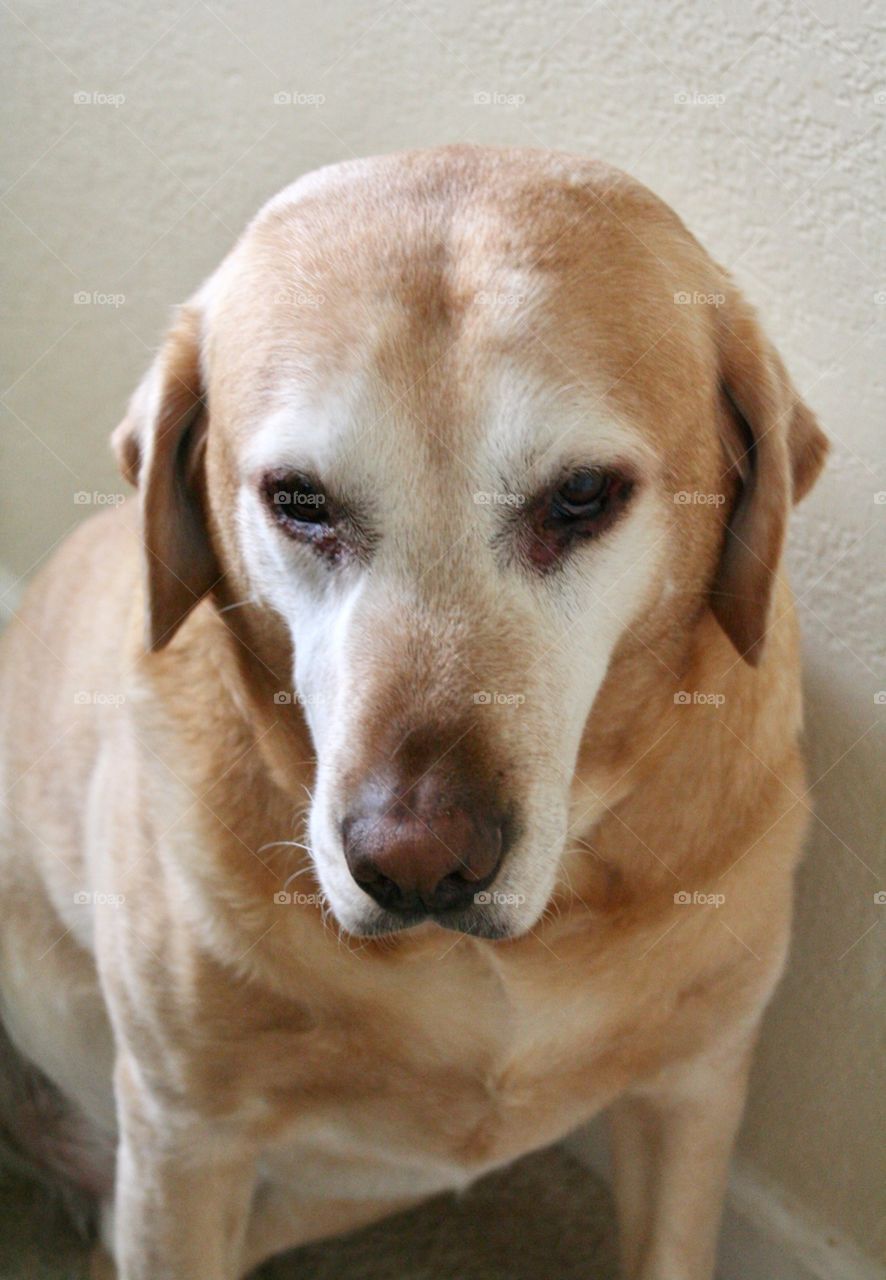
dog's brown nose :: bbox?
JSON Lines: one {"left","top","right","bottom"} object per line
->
{"left": 342, "top": 770, "right": 508, "bottom": 916}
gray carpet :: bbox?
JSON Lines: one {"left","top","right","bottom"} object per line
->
{"left": 0, "top": 1145, "right": 619, "bottom": 1279}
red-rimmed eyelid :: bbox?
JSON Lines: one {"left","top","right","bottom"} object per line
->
{"left": 525, "top": 469, "right": 634, "bottom": 569}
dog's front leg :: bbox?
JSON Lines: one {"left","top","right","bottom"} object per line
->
{"left": 112, "top": 1055, "right": 256, "bottom": 1280}
{"left": 607, "top": 1040, "right": 754, "bottom": 1280}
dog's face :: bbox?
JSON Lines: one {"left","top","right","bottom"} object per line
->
{"left": 115, "top": 148, "right": 826, "bottom": 939}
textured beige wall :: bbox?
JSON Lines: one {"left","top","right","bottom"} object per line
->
{"left": 2, "top": 0, "right": 884, "bottom": 1262}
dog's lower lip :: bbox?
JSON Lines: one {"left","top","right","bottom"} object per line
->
{"left": 345, "top": 906, "right": 516, "bottom": 941}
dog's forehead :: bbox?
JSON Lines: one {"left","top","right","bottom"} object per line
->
{"left": 238, "top": 360, "right": 656, "bottom": 505}
{"left": 209, "top": 149, "right": 717, "bottom": 474}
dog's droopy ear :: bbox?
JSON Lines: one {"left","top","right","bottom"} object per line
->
{"left": 710, "top": 286, "right": 828, "bottom": 666}
{"left": 112, "top": 304, "right": 220, "bottom": 651}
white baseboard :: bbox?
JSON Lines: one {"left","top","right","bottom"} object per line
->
{"left": 564, "top": 1123, "right": 882, "bottom": 1280}
{"left": 720, "top": 1165, "right": 882, "bottom": 1280}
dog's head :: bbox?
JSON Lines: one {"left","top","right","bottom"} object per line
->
{"left": 114, "top": 147, "right": 827, "bottom": 939}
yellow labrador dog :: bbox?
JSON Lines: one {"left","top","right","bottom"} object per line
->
{"left": 0, "top": 146, "right": 827, "bottom": 1280}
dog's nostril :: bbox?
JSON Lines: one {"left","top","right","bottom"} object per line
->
{"left": 353, "top": 868, "right": 405, "bottom": 911}
{"left": 430, "top": 870, "right": 477, "bottom": 911}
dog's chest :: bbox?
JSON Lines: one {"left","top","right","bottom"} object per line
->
{"left": 259, "top": 938, "right": 621, "bottom": 1199}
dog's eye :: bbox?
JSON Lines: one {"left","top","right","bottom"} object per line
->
{"left": 262, "top": 472, "right": 329, "bottom": 526}
{"left": 550, "top": 469, "right": 611, "bottom": 520}
{"left": 524, "top": 467, "right": 633, "bottom": 569}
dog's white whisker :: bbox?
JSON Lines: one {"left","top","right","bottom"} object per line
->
{"left": 217, "top": 597, "right": 259, "bottom": 615}
{"left": 281, "top": 865, "right": 319, "bottom": 892}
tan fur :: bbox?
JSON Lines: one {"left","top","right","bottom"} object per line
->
{"left": 0, "top": 146, "right": 826, "bottom": 1280}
